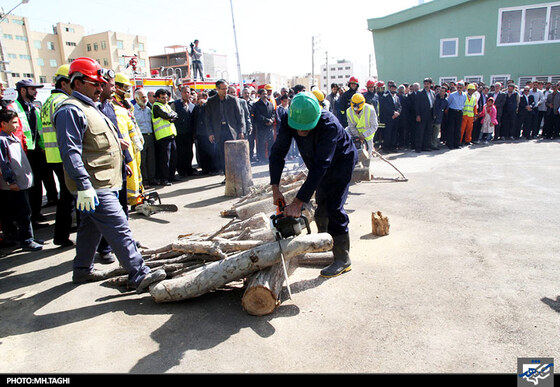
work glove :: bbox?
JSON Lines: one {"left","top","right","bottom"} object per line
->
{"left": 76, "top": 188, "right": 99, "bottom": 213}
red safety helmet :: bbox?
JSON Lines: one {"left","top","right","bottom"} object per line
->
{"left": 69, "top": 57, "right": 108, "bottom": 83}
{"left": 366, "top": 79, "right": 376, "bottom": 87}
{"left": 376, "top": 81, "right": 385, "bottom": 88}
{"left": 348, "top": 76, "right": 359, "bottom": 84}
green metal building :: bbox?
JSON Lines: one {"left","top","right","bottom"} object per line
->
{"left": 367, "top": 0, "right": 560, "bottom": 86}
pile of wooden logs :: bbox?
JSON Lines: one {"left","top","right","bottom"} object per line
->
{"left": 98, "top": 171, "right": 335, "bottom": 315}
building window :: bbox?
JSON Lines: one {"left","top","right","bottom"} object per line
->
{"left": 117, "top": 40, "right": 124, "bottom": 49}
{"left": 34, "top": 40, "right": 41, "bottom": 49}
{"left": 138, "top": 42, "right": 144, "bottom": 51}
{"left": 47, "top": 42, "right": 55, "bottom": 50}
{"left": 139, "top": 59, "right": 146, "bottom": 67}
{"left": 50, "top": 59, "right": 58, "bottom": 67}
{"left": 65, "top": 41, "right": 77, "bottom": 47}
{"left": 12, "top": 19, "right": 24, "bottom": 25}
{"left": 499, "top": 4, "right": 560, "bottom": 45}
{"left": 3, "top": 34, "right": 13, "bottom": 39}
{"left": 19, "top": 54, "right": 31, "bottom": 60}
{"left": 65, "top": 27, "right": 75, "bottom": 33}
{"left": 103, "top": 58, "right": 109, "bottom": 66}
{"left": 22, "top": 73, "right": 33, "bottom": 78}
{"left": 464, "top": 76, "right": 483, "bottom": 84}
{"left": 87, "top": 44, "right": 92, "bottom": 52}
{"left": 37, "top": 58, "right": 45, "bottom": 66}
{"left": 93, "top": 42, "right": 98, "bottom": 51}
{"left": 439, "top": 76, "right": 457, "bottom": 85}
{"left": 465, "top": 36, "right": 485, "bottom": 56}
{"left": 15, "top": 35, "right": 28, "bottom": 42}
{"left": 7, "top": 53, "right": 17, "bottom": 59}
{"left": 101, "top": 40, "right": 107, "bottom": 49}
{"left": 119, "top": 57, "right": 126, "bottom": 66}
{"left": 39, "top": 76, "right": 47, "bottom": 83}
{"left": 440, "top": 38, "right": 458, "bottom": 57}
{"left": 490, "top": 75, "right": 510, "bottom": 86}
{"left": 11, "top": 73, "right": 20, "bottom": 78}
{"left": 517, "top": 75, "right": 560, "bottom": 87}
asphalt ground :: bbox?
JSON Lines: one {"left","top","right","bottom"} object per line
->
{"left": 0, "top": 138, "right": 559, "bottom": 378}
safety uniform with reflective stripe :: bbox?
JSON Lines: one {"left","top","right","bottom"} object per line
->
{"left": 151, "top": 102, "right": 177, "bottom": 140}
{"left": 114, "top": 104, "right": 144, "bottom": 206}
{"left": 12, "top": 100, "right": 42, "bottom": 151}
{"left": 346, "top": 104, "right": 378, "bottom": 141}
{"left": 40, "top": 92, "right": 68, "bottom": 163}
{"left": 463, "top": 95, "right": 477, "bottom": 117}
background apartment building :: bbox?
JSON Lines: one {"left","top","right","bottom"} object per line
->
{"left": 320, "top": 59, "right": 354, "bottom": 90}
{"left": 0, "top": 13, "right": 148, "bottom": 87}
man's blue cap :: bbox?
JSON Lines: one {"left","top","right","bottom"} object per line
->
{"left": 15, "top": 79, "right": 44, "bottom": 88}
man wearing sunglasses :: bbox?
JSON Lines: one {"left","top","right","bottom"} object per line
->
{"left": 53, "top": 57, "right": 166, "bottom": 293}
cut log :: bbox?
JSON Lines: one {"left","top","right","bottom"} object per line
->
{"left": 224, "top": 140, "right": 253, "bottom": 197}
{"left": 242, "top": 255, "right": 299, "bottom": 316}
{"left": 149, "top": 233, "right": 333, "bottom": 303}
{"left": 297, "top": 252, "right": 334, "bottom": 266}
{"left": 371, "top": 211, "right": 390, "bottom": 236}
{"left": 352, "top": 166, "right": 372, "bottom": 183}
{"left": 234, "top": 188, "right": 300, "bottom": 220}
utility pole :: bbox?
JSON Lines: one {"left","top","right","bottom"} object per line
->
{"left": 229, "top": 0, "right": 242, "bottom": 85}
{"left": 311, "top": 35, "right": 320, "bottom": 89}
{"left": 325, "top": 51, "right": 329, "bottom": 91}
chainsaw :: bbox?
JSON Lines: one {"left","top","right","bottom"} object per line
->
{"left": 269, "top": 200, "right": 311, "bottom": 299}
{"left": 134, "top": 191, "right": 178, "bottom": 217}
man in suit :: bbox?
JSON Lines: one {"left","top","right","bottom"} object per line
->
{"left": 502, "top": 83, "right": 520, "bottom": 140}
{"left": 517, "top": 86, "right": 536, "bottom": 139}
{"left": 204, "top": 79, "right": 244, "bottom": 174}
{"left": 378, "top": 81, "right": 401, "bottom": 153}
{"left": 414, "top": 77, "right": 437, "bottom": 152}
{"left": 253, "top": 88, "right": 276, "bottom": 162}
{"left": 489, "top": 82, "right": 506, "bottom": 140}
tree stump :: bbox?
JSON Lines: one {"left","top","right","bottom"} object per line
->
{"left": 224, "top": 140, "right": 253, "bottom": 197}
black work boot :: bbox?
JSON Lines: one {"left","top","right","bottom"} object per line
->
{"left": 315, "top": 216, "right": 329, "bottom": 233}
{"left": 320, "top": 233, "right": 351, "bottom": 278}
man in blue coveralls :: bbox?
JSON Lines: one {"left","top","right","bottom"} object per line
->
{"left": 269, "top": 92, "right": 358, "bottom": 278}
{"left": 53, "top": 57, "right": 166, "bottom": 293}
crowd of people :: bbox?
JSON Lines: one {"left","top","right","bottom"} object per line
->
{"left": 324, "top": 77, "right": 560, "bottom": 154}
{"left": 2, "top": 61, "right": 560, "bottom": 260}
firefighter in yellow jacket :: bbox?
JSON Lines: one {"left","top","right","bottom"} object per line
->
{"left": 346, "top": 93, "right": 378, "bottom": 158}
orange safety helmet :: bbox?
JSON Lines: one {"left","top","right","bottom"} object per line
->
{"left": 69, "top": 57, "right": 108, "bottom": 84}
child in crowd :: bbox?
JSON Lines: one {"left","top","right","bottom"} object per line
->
{"left": 479, "top": 96, "right": 498, "bottom": 144}
{"left": 0, "top": 108, "right": 42, "bottom": 251}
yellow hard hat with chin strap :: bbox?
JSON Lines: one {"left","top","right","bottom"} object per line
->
{"left": 351, "top": 93, "right": 366, "bottom": 112}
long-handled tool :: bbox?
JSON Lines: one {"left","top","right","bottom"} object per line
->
{"left": 269, "top": 200, "right": 311, "bottom": 299}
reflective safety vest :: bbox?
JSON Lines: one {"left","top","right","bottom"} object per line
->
{"left": 346, "top": 105, "right": 376, "bottom": 141}
{"left": 463, "top": 95, "right": 477, "bottom": 117}
{"left": 12, "top": 100, "right": 42, "bottom": 151}
{"left": 151, "top": 102, "right": 177, "bottom": 140}
{"left": 40, "top": 92, "right": 68, "bottom": 163}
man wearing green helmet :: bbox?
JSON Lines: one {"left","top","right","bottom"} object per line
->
{"left": 269, "top": 92, "right": 358, "bottom": 278}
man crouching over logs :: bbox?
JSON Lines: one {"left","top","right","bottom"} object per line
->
{"left": 269, "top": 92, "right": 358, "bottom": 278}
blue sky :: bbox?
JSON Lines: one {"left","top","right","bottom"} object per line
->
{"left": 2, "top": 0, "right": 428, "bottom": 82}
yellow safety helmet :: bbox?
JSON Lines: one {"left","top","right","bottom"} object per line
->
{"left": 351, "top": 93, "right": 366, "bottom": 112}
{"left": 312, "top": 89, "right": 325, "bottom": 102}
{"left": 115, "top": 72, "right": 132, "bottom": 86}
{"left": 55, "top": 64, "right": 70, "bottom": 80}
{"left": 264, "top": 84, "right": 273, "bottom": 91}
{"left": 467, "top": 83, "right": 476, "bottom": 90}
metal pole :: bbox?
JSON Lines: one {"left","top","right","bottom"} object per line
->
{"left": 229, "top": 0, "right": 242, "bottom": 85}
